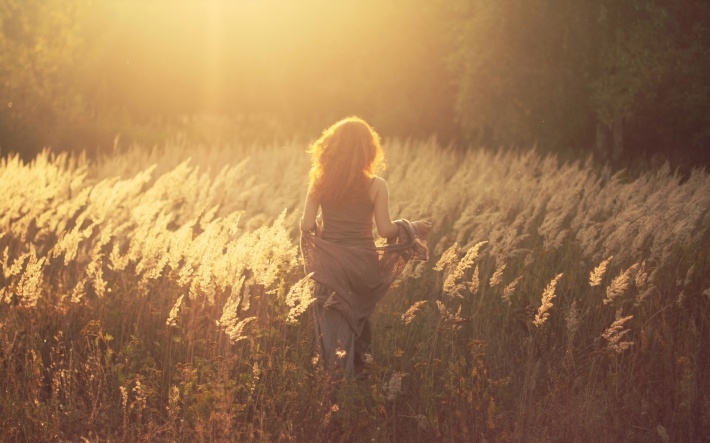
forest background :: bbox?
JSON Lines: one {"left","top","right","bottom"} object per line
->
{"left": 3, "top": 1, "right": 710, "bottom": 441}
{"left": 2, "top": 0, "right": 710, "bottom": 166}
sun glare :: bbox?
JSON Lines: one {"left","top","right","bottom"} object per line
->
{"left": 82, "top": 1, "right": 409, "bottom": 117}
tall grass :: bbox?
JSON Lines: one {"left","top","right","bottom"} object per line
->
{"left": 1, "top": 138, "right": 709, "bottom": 442}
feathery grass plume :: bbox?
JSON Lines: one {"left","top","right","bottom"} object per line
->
{"left": 108, "top": 242, "right": 131, "bottom": 272}
{"left": 656, "top": 425, "right": 670, "bottom": 443}
{"left": 285, "top": 272, "right": 316, "bottom": 324}
{"left": 442, "top": 241, "right": 487, "bottom": 298}
{"left": 684, "top": 264, "right": 695, "bottom": 286}
{"left": 412, "top": 261, "right": 425, "bottom": 278}
{"left": 87, "top": 256, "right": 108, "bottom": 298}
{"left": 602, "top": 309, "right": 634, "bottom": 353}
{"left": 468, "top": 265, "right": 480, "bottom": 294}
{"left": 635, "top": 260, "right": 648, "bottom": 289}
{"left": 533, "top": 273, "right": 563, "bottom": 327}
{"left": 225, "top": 316, "right": 257, "bottom": 344}
{"left": 442, "top": 273, "right": 464, "bottom": 298}
{"left": 384, "top": 371, "right": 405, "bottom": 401}
{"left": 166, "top": 295, "right": 184, "bottom": 327}
{"left": 436, "top": 300, "right": 465, "bottom": 331}
{"left": 131, "top": 379, "right": 148, "bottom": 418}
{"left": 167, "top": 385, "right": 181, "bottom": 424}
{"left": 489, "top": 262, "right": 507, "bottom": 287}
{"left": 589, "top": 255, "right": 613, "bottom": 286}
{"left": 218, "top": 276, "right": 246, "bottom": 335}
{"left": 502, "top": 276, "right": 522, "bottom": 306}
{"left": 433, "top": 242, "right": 460, "bottom": 271}
{"left": 566, "top": 300, "right": 580, "bottom": 339}
{"left": 604, "top": 264, "right": 639, "bottom": 305}
{"left": 401, "top": 300, "right": 428, "bottom": 325}
{"left": 15, "top": 246, "right": 46, "bottom": 307}
{"left": 231, "top": 210, "right": 299, "bottom": 292}
{"left": 70, "top": 278, "right": 87, "bottom": 304}
{"left": 703, "top": 288, "right": 710, "bottom": 298}
{"left": 635, "top": 285, "right": 655, "bottom": 306}
{"left": 120, "top": 386, "right": 129, "bottom": 430}
{"left": 250, "top": 362, "right": 261, "bottom": 396}
{"left": 676, "top": 290, "right": 686, "bottom": 306}
{"left": 52, "top": 223, "right": 96, "bottom": 266}
{"left": 1, "top": 246, "right": 8, "bottom": 275}
{"left": 4, "top": 247, "right": 29, "bottom": 279}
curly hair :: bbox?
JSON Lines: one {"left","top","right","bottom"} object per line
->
{"left": 307, "top": 116, "right": 385, "bottom": 203}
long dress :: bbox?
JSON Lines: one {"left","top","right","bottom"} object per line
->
{"left": 300, "top": 190, "right": 428, "bottom": 377}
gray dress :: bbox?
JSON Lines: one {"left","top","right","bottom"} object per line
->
{"left": 301, "top": 190, "right": 428, "bottom": 378}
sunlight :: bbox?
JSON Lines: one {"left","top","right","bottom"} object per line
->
{"left": 78, "top": 1, "right": 405, "bottom": 117}
{"left": 202, "top": 2, "right": 225, "bottom": 112}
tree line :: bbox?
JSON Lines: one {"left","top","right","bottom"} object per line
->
{"left": 1, "top": 0, "right": 708, "bottom": 165}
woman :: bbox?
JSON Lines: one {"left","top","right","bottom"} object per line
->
{"left": 300, "top": 116, "right": 431, "bottom": 381}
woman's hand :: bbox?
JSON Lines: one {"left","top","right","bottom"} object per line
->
{"left": 413, "top": 220, "right": 432, "bottom": 238}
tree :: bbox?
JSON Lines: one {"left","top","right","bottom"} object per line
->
{"left": 591, "top": 1, "right": 672, "bottom": 160}
{"left": 447, "top": 0, "right": 596, "bottom": 152}
{"left": 447, "top": 0, "right": 710, "bottom": 164}
{"left": 0, "top": 0, "right": 84, "bottom": 158}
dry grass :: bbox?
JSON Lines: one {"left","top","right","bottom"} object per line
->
{"left": 1, "top": 138, "right": 709, "bottom": 442}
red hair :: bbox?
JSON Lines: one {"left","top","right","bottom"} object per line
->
{"left": 307, "top": 116, "right": 385, "bottom": 203}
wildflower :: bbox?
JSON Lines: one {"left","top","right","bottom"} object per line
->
{"left": 533, "top": 273, "right": 563, "bottom": 327}
{"left": 167, "top": 386, "right": 180, "bottom": 421}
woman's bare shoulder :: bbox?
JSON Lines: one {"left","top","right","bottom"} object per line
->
{"left": 369, "top": 176, "right": 388, "bottom": 200}
{"left": 371, "top": 175, "right": 388, "bottom": 188}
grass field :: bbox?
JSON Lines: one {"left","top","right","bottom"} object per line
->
{"left": 1, "top": 138, "right": 709, "bottom": 442}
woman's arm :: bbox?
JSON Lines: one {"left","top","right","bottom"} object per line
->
{"left": 300, "top": 190, "right": 319, "bottom": 232}
{"left": 371, "top": 176, "right": 399, "bottom": 238}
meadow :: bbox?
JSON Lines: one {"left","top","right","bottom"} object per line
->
{"left": 1, "top": 138, "right": 709, "bottom": 442}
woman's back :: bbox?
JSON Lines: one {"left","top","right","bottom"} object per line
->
{"left": 320, "top": 191, "right": 374, "bottom": 247}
